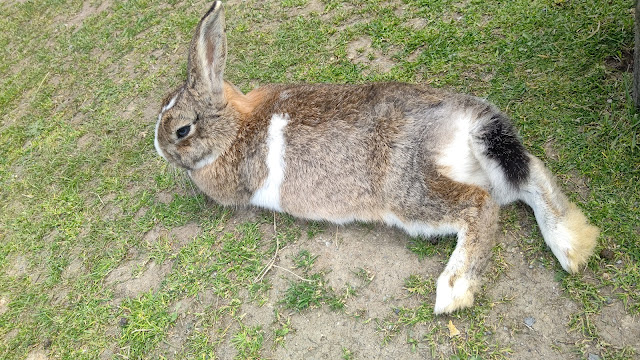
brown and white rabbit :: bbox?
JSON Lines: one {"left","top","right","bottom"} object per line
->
{"left": 154, "top": 1, "right": 599, "bottom": 314}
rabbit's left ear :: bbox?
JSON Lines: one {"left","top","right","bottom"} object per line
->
{"left": 187, "top": 1, "right": 227, "bottom": 99}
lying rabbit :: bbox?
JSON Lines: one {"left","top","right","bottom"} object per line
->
{"left": 154, "top": 1, "right": 599, "bottom": 314}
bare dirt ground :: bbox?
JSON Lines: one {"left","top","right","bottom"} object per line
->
{"left": 145, "top": 209, "right": 640, "bottom": 359}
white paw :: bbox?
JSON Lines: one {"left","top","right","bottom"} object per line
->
{"left": 434, "top": 274, "right": 474, "bottom": 314}
{"left": 546, "top": 203, "right": 599, "bottom": 273}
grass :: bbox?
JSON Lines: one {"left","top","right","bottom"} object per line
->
{"left": 118, "top": 293, "right": 177, "bottom": 358}
{"left": 0, "top": 0, "right": 638, "bottom": 359}
{"left": 231, "top": 324, "right": 264, "bottom": 359}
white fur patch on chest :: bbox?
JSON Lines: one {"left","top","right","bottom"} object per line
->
{"left": 250, "top": 113, "right": 290, "bottom": 211}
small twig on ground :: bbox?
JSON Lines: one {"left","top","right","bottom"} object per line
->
{"left": 254, "top": 212, "right": 280, "bottom": 283}
{"left": 93, "top": 192, "right": 104, "bottom": 206}
{"left": 32, "top": 71, "right": 50, "bottom": 101}
{"left": 271, "top": 265, "right": 314, "bottom": 282}
{"left": 254, "top": 237, "right": 279, "bottom": 283}
{"left": 583, "top": 21, "right": 601, "bottom": 41}
{"left": 254, "top": 212, "right": 314, "bottom": 283}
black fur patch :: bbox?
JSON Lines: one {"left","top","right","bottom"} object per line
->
{"left": 480, "top": 114, "right": 530, "bottom": 186}
{"left": 202, "top": 1, "right": 222, "bottom": 21}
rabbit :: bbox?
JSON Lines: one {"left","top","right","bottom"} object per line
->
{"left": 154, "top": 1, "right": 599, "bottom": 314}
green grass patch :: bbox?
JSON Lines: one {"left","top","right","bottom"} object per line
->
{"left": 118, "top": 292, "right": 177, "bottom": 358}
{"left": 231, "top": 324, "right": 265, "bottom": 359}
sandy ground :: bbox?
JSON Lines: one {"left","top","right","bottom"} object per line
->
{"left": 132, "top": 206, "right": 639, "bottom": 359}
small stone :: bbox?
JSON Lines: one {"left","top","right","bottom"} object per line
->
{"left": 588, "top": 353, "right": 601, "bottom": 360}
{"left": 605, "top": 297, "right": 613, "bottom": 305}
{"left": 599, "top": 249, "right": 614, "bottom": 260}
{"left": 118, "top": 317, "right": 129, "bottom": 328}
{"left": 524, "top": 317, "right": 535, "bottom": 327}
{"left": 616, "top": 260, "right": 623, "bottom": 265}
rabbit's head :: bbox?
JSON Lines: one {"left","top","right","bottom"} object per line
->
{"left": 154, "top": 1, "right": 236, "bottom": 170}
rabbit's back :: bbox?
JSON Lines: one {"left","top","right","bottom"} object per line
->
{"left": 221, "top": 83, "right": 482, "bottom": 224}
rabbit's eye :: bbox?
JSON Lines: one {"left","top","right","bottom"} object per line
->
{"left": 176, "top": 125, "right": 191, "bottom": 139}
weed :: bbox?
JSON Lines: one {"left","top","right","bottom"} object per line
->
{"left": 292, "top": 249, "right": 318, "bottom": 273}
{"left": 118, "top": 292, "right": 177, "bottom": 359}
{"left": 342, "top": 346, "right": 355, "bottom": 360}
{"left": 231, "top": 324, "right": 264, "bottom": 359}
{"left": 280, "top": 273, "right": 325, "bottom": 311}
{"left": 403, "top": 274, "right": 436, "bottom": 298}
{"left": 306, "top": 221, "right": 326, "bottom": 239}
{"left": 272, "top": 309, "right": 293, "bottom": 349}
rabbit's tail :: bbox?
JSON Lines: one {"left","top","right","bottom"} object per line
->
{"left": 472, "top": 113, "right": 598, "bottom": 273}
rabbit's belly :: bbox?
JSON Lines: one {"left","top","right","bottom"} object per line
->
{"left": 281, "top": 206, "right": 379, "bottom": 225}
{"left": 382, "top": 212, "right": 459, "bottom": 238}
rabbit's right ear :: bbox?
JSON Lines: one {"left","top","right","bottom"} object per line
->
{"left": 187, "top": 1, "right": 227, "bottom": 101}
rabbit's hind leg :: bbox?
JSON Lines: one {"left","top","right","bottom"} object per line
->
{"left": 518, "top": 156, "right": 599, "bottom": 273}
{"left": 425, "top": 176, "right": 501, "bottom": 314}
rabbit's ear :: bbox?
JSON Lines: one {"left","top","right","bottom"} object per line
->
{"left": 187, "top": 1, "right": 226, "bottom": 99}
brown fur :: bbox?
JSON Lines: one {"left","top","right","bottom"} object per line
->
{"left": 225, "top": 82, "right": 270, "bottom": 115}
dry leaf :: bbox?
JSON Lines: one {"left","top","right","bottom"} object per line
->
{"left": 447, "top": 320, "right": 460, "bottom": 337}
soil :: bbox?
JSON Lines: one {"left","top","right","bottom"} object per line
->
{"left": 127, "top": 207, "right": 640, "bottom": 359}
{"left": 346, "top": 37, "right": 395, "bottom": 74}
{"left": 24, "top": 351, "right": 48, "bottom": 360}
